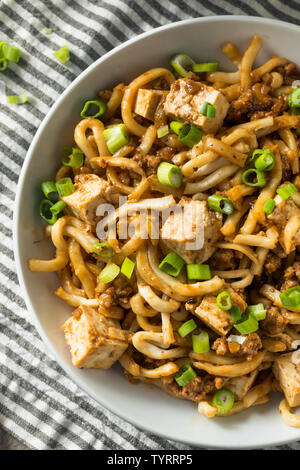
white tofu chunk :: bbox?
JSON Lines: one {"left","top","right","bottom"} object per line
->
{"left": 160, "top": 198, "right": 222, "bottom": 264}
{"left": 225, "top": 371, "right": 258, "bottom": 400}
{"left": 164, "top": 78, "right": 229, "bottom": 134}
{"left": 62, "top": 306, "right": 128, "bottom": 369}
{"left": 62, "top": 174, "right": 119, "bottom": 227}
{"left": 194, "top": 296, "right": 233, "bottom": 336}
{"left": 134, "top": 88, "right": 167, "bottom": 121}
{"left": 273, "top": 352, "right": 300, "bottom": 407}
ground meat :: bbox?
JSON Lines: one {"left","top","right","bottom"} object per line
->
{"left": 238, "top": 333, "right": 263, "bottom": 359}
{"left": 209, "top": 249, "right": 237, "bottom": 270}
{"left": 133, "top": 147, "right": 175, "bottom": 175}
{"left": 98, "top": 284, "right": 133, "bottom": 310}
{"left": 261, "top": 306, "right": 288, "bottom": 335}
{"left": 98, "top": 287, "right": 117, "bottom": 309}
{"left": 212, "top": 337, "right": 228, "bottom": 355}
{"left": 264, "top": 252, "right": 282, "bottom": 274}
{"left": 226, "top": 83, "right": 273, "bottom": 123}
{"left": 162, "top": 375, "right": 224, "bottom": 402}
{"left": 281, "top": 153, "right": 292, "bottom": 181}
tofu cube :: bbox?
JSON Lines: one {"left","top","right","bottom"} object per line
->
{"left": 225, "top": 371, "right": 258, "bottom": 400}
{"left": 62, "top": 306, "right": 128, "bottom": 369}
{"left": 62, "top": 174, "right": 119, "bottom": 227}
{"left": 194, "top": 296, "right": 233, "bottom": 335}
{"left": 160, "top": 198, "right": 222, "bottom": 264}
{"left": 134, "top": 88, "right": 167, "bottom": 121}
{"left": 273, "top": 352, "right": 300, "bottom": 407}
{"left": 164, "top": 78, "right": 229, "bottom": 134}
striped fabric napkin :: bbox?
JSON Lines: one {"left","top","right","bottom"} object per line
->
{"left": 1, "top": 0, "right": 300, "bottom": 450}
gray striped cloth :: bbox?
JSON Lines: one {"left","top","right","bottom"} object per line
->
{"left": 1, "top": 0, "right": 300, "bottom": 451}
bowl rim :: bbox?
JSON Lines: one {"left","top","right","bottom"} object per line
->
{"left": 13, "top": 15, "right": 300, "bottom": 449}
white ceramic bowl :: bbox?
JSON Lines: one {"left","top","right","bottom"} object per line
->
{"left": 14, "top": 16, "right": 300, "bottom": 449}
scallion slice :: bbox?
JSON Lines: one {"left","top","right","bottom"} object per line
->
{"left": 56, "top": 177, "right": 74, "bottom": 197}
{"left": 231, "top": 306, "right": 241, "bottom": 323}
{"left": 216, "top": 291, "right": 232, "bottom": 311}
{"left": 206, "top": 103, "right": 216, "bottom": 118}
{"left": 178, "top": 319, "right": 197, "bottom": 338}
{"left": 289, "top": 88, "right": 300, "bottom": 108}
{"left": 62, "top": 147, "right": 84, "bottom": 168}
{"left": 53, "top": 45, "right": 70, "bottom": 64}
{"left": 103, "top": 124, "right": 128, "bottom": 154}
{"left": 211, "top": 389, "right": 234, "bottom": 415}
{"left": 170, "top": 121, "right": 184, "bottom": 135}
{"left": 92, "top": 242, "right": 114, "bottom": 260}
{"left": 276, "top": 183, "right": 297, "bottom": 201}
{"left": 247, "top": 303, "right": 266, "bottom": 321}
{"left": 80, "top": 99, "right": 107, "bottom": 119}
{"left": 0, "top": 58, "right": 8, "bottom": 71}
{"left": 170, "top": 53, "right": 195, "bottom": 77}
{"left": 200, "top": 101, "right": 209, "bottom": 115}
{"left": 41, "top": 181, "right": 59, "bottom": 202}
{"left": 186, "top": 264, "right": 211, "bottom": 280}
{"left": 242, "top": 168, "right": 266, "bottom": 187}
{"left": 178, "top": 123, "right": 203, "bottom": 148}
{"left": 39, "top": 199, "right": 57, "bottom": 225}
{"left": 158, "top": 252, "right": 185, "bottom": 277}
{"left": 263, "top": 198, "right": 275, "bottom": 215}
{"left": 254, "top": 149, "right": 275, "bottom": 171}
{"left": 157, "top": 162, "right": 183, "bottom": 188}
{"left": 207, "top": 194, "right": 234, "bottom": 215}
{"left": 121, "top": 257, "right": 135, "bottom": 279}
{"left": 280, "top": 286, "right": 300, "bottom": 310}
{"left": 234, "top": 312, "right": 259, "bottom": 334}
{"left": 7, "top": 91, "right": 28, "bottom": 104}
{"left": 50, "top": 200, "right": 66, "bottom": 216}
{"left": 192, "top": 331, "right": 210, "bottom": 354}
{"left": 157, "top": 125, "right": 169, "bottom": 138}
{"left": 192, "top": 62, "right": 218, "bottom": 73}
{"left": 98, "top": 263, "right": 120, "bottom": 284}
{"left": 174, "top": 364, "right": 197, "bottom": 387}
{"left": 2, "top": 43, "right": 21, "bottom": 62}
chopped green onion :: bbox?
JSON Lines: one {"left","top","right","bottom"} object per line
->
{"left": 62, "top": 147, "right": 84, "bottom": 168}
{"left": 39, "top": 199, "right": 57, "bottom": 225}
{"left": 254, "top": 149, "right": 275, "bottom": 171}
{"left": 192, "top": 331, "right": 210, "bottom": 354}
{"left": 207, "top": 194, "right": 234, "bottom": 215}
{"left": 53, "top": 45, "right": 70, "bottom": 64}
{"left": 192, "top": 62, "right": 218, "bottom": 73}
{"left": 0, "top": 58, "right": 8, "bottom": 71}
{"left": 157, "top": 125, "right": 169, "bottom": 139}
{"left": 186, "top": 264, "right": 211, "bottom": 280}
{"left": 41, "top": 181, "right": 59, "bottom": 202}
{"left": 2, "top": 43, "right": 21, "bottom": 62}
{"left": 200, "top": 101, "right": 209, "bottom": 115}
{"left": 206, "top": 103, "right": 216, "bottom": 119}
{"left": 121, "top": 257, "right": 135, "bottom": 279}
{"left": 247, "top": 303, "right": 266, "bottom": 321}
{"left": 280, "top": 286, "right": 300, "bottom": 310}
{"left": 92, "top": 242, "right": 114, "bottom": 260}
{"left": 98, "top": 263, "right": 120, "bottom": 284}
{"left": 103, "top": 124, "right": 128, "bottom": 154}
{"left": 234, "top": 312, "right": 259, "bottom": 334}
{"left": 289, "top": 88, "right": 300, "bottom": 108}
{"left": 50, "top": 200, "right": 66, "bottom": 216}
{"left": 170, "top": 53, "right": 195, "bottom": 77}
{"left": 263, "top": 198, "right": 275, "bottom": 215}
{"left": 290, "top": 106, "right": 300, "bottom": 116}
{"left": 178, "top": 319, "right": 197, "bottom": 338}
{"left": 231, "top": 306, "right": 241, "bottom": 323}
{"left": 170, "top": 121, "right": 184, "bottom": 135}
{"left": 158, "top": 252, "right": 185, "bottom": 277}
{"left": 80, "top": 99, "right": 107, "bottom": 119}
{"left": 7, "top": 92, "right": 28, "bottom": 104}
{"left": 276, "top": 183, "right": 297, "bottom": 201}
{"left": 174, "top": 364, "right": 197, "bottom": 387}
{"left": 211, "top": 388, "right": 234, "bottom": 415}
{"left": 242, "top": 168, "right": 266, "bottom": 187}
{"left": 56, "top": 177, "right": 74, "bottom": 197}
{"left": 157, "top": 162, "right": 183, "bottom": 188}
{"left": 216, "top": 291, "right": 232, "bottom": 311}
{"left": 178, "top": 124, "right": 203, "bottom": 148}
